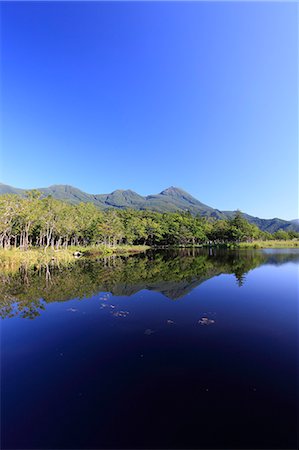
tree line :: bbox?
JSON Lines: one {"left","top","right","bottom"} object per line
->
{"left": 0, "top": 192, "right": 298, "bottom": 250}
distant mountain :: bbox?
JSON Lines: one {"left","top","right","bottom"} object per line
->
{"left": 0, "top": 182, "right": 298, "bottom": 233}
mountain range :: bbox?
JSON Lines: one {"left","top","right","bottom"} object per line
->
{"left": 0, "top": 182, "right": 298, "bottom": 233}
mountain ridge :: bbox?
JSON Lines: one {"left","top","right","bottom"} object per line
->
{"left": 0, "top": 182, "right": 298, "bottom": 233}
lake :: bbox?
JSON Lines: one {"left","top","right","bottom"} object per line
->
{"left": 1, "top": 248, "right": 298, "bottom": 449}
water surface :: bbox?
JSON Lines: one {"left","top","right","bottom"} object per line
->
{"left": 1, "top": 249, "right": 298, "bottom": 449}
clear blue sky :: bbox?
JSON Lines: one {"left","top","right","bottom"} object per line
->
{"left": 1, "top": 1, "right": 298, "bottom": 219}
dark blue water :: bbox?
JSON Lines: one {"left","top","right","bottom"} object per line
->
{"left": 1, "top": 249, "right": 298, "bottom": 449}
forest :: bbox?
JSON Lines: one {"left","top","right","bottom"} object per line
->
{"left": 0, "top": 191, "right": 298, "bottom": 250}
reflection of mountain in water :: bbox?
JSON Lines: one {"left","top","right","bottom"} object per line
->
{"left": 1, "top": 248, "right": 299, "bottom": 318}
{"left": 108, "top": 271, "right": 225, "bottom": 300}
{"left": 147, "top": 278, "right": 204, "bottom": 300}
{"left": 109, "top": 278, "right": 205, "bottom": 300}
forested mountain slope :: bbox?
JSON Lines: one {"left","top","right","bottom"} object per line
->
{"left": 0, "top": 183, "right": 297, "bottom": 232}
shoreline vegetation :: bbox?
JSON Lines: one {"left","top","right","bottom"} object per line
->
{"left": 0, "top": 192, "right": 298, "bottom": 271}
{"left": 174, "top": 240, "right": 299, "bottom": 249}
{"left": 0, "top": 245, "right": 150, "bottom": 272}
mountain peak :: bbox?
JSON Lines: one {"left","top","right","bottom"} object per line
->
{"left": 160, "top": 186, "right": 187, "bottom": 196}
{"left": 47, "top": 184, "right": 75, "bottom": 190}
{"left": 110, "top": 189, "right": 141, "bottom": 197}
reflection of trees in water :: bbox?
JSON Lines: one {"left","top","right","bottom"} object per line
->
{"left": 1, "top": 249, "right": 298, "bottom": 319}
{"left": 235, "top": 272, "right": 246, "bottom": 287}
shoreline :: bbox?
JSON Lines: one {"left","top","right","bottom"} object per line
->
{"left": 153, "top": 240, "right": 299, "bottom": 249}
{"left": 0, "top": 245, "right": 150, "bottom": 272}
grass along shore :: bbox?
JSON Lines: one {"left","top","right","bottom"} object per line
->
{"left": 0, "top": 245, "right": 149, "bottom": 272}
{"left": 163, "top": 240, "right": 299, "bottom": 249}
{"left": 235, "top": 240, "right": 299, "bottom": 249}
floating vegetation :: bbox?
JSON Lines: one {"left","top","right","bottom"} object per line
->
{"left": 112, "top": 310, "right": 129, "bottom": 318}
{"left": 100, "top": 303, "right": 109, "bottom": 309}
{"left": 144, "top": 328, "right": 155, "bottom": 335}
{"left": 198, "top": 317, "right": 215, "bottom": 326}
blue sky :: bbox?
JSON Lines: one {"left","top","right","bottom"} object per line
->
{"left": 1, "top": 1, "right": 298, "bottom": 219}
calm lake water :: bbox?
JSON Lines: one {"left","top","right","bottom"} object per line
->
{"left": 1, "top": 248, "right": 298, "bottom": 449}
